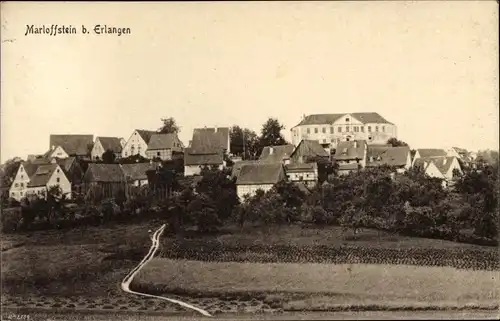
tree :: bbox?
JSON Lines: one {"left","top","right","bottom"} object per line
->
{"left": 0, "top": 157, "right": 22, "bottom": 189}
{"left": 258, "top": 118, "right": 289, "bottom": 157}
{"left": 229, "top": 126, "right": 260, "bottom": 159}
{"left": 387, "top": 138, "right": 409, "bottom": 147}
{"left": 102, "top": 150, "right": 116, "bottom": 164}
{"left": 158, "top": 117, "right": 180, "bottom": 134}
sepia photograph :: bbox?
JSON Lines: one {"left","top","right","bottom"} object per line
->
{"left": 1, "top": 1, "right": 499, "bottom": 320}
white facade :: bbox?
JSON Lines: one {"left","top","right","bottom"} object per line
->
{"left": 9, "top": 164, "right": 31, "bottom": 201}
{"left": 291, "top": 114, "right": 397, "bottom": 147}
{"left": 47, "top": 146, "right": 70, "bottom": 159}
{"left": 237, "top": 184, "right": 274, "bottom": 200}
{"left": 121, "top": 130, "right": 149, "bottom": 158}
{"left": 421, "top": 157, "right": 462, "bottom": 189}
{"left": 184, "top": 164, "right": 224, "bottom": 176}
{"left": 91, "top": 139, "right": 105, "bottom": 160}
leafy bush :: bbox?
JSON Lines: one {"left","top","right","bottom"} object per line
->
{"left": 1, "top": 207, "right": 22, "bottom": 233}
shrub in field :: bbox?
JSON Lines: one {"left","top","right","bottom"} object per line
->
{"left": 1, "top": 207, "right": 22, "bottom": 233}
{"left": 186, "top": 193, "right": 221, "bottom": 232}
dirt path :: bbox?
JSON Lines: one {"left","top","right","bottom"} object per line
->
{"left": 120, "top": 224, "right": 212, "bottom": 317}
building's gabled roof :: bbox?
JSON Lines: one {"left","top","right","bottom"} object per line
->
{"left": 259, "top": 145, "right": 295, "bottom": 163}
{"left": 120, "top": 163, "right": 157, "bottom": 181}
{"left": 416, "top": 148, "right": 447, "bottom": 158}
{"left": 49, "top": 134, "right": 94, "bottom": 156}
{"left": 290, "top": 140, "right": 329, "bottom": 159}
{"left": 147, "top": 133, "right": 182, "bottom": 150}
{"left": 55, "top": 157, "right": 76, "bottom": 173}
{"left": 366, "top": 146, "right": 410, "bottom": 168}
{"left": 97, "top": 137, "right": 124, "bottom": 153}
{"left": 413, "top": 156, "right": 458, "bottom": 176}
{"left": 333, "top": 140, "right": 367, "bottom": 161}
{"left": 184, "top": 147, "right": 224, "bottom": 166}
{"left": 27, "top": 164, "right": 59, "bottom": 187}
{"left": 293, "top": 112, "right": 393, "bottom": 128}
{"left": 236, "top": 163, "right": 286, "bottom": 185}
{"left": 22, "top": 162, "right": 48, "bottom": 178}
{"left": 190, "top": 127, "right": 229, "bottom": 153}
{"left": 231, "top": 160, "right": 261, "bottom": 178}
{"left": 85, "top": 163, "right": 124, "bottom": 183}
{"left": 135, "top": 130, "right": 157, "bottom": 144}
{"left": 285, "top": 162, "right": 317, "bottom": 172}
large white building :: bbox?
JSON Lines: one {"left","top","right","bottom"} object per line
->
{"left": 290, "top": 112, "right": 397, "bottom": 150}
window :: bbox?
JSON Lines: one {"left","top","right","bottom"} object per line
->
{"left": 11, "top": 192, "right": 15, "bottom": 197}
{"left": 314, "top": 127, "right": 318, "bottom": 134}
{"left": 330, "top": 127, "right": 334, "bottom": 134}
{"left": 322, "top": 127, "right": 326, "bottom": 133}
{"left": 382, "top": 126, "right": 385, "bottom": 132}
{"left": 346, "top": 126, "right": 349, "bottom": 132}
{"left": 20, "top": 192, "right": 23, "bottom": 196}
{"left": 368, "top": 126, "right": 371, "bottom": 132}
{"left": 57, "top": 169, "right": 60, "bottom": 173}
{"left": 21, "top": 174, "right": 23, "bottom": 179}
{"left": 56, "top": 177, "right": 60, "bottom": 183}
{"left": 375, "top": 126, "right": 379, "bottom": 132}
{"left": 368, "top": 136, "right": 373, "bottom": 141}
{"left": 323, "top": 139, "right": 327, "bottom": 143}
{"left": 307, "top": 128, "right": 310, "bottom": 134}
{"left": 331, "top": 138, "right": 335, "bottom": 142}
{"left": 338, "top": 127, "right": 341, "bottom": 133}
{"left": 20, "top": 167, "right": 23, "bottom": 172}
{"left": 15, "top": 183, "right": 18, "bottom": 187}
{"left": 157, "top": 152, "right": 161, "bottom": 156}
{"left": 361, "top": 126, "right": 364, "bottom": 132}
{"left": 20, "top": 183, "right": 24, "bottom": 187}
{"left": 346, "top": 118, "right": 350, "bottom": 122}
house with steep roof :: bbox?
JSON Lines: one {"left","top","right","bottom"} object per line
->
{"left": 9, "top": 162, "right": 44, "bottom": 201}
{"left": 290, "top": 112, "right": 397, "bottom": 149}
{"left": 231, "top": 160, "right": 261, "bottom": 179}
{"left": 332, "top": 140, "right": 368, "bottom": 175}
{"left": 48, "top": 134, "right": 94, "bottom": 159}
{"left": 145, "top": 133, "right": 184, "bottom": 161}
{"left": 447, "top": 147, "right": 476, "bottom": 168}
{"left": 235, "top": 163, "right": 286, "bottom": 200}
{"left": 366, "top": 145, "right": 412, "bottom": 173}
{"left": 259, "top": 145, "right": 295, "bottom": 164}
{"left": 412, "top": 148, "right": 448, "bottom": 166}
{"left": 25, "top": 163, "right": 72, "bottom": 199}
{"left": 82, "top": 163, "right": 126, "bottom": 201}
{"left": 91, "top": 137, "right": 126, "bottom": 161}
{"left": 120, "top": 162, "right": 158, "bottom": 187}
{"left": 289, "top": 139, "right": 330, "bottom": 164}
{"left": 285, "top": 162, "right": 318, "bottom": 188}
{"left": 413, "top": 156, "right": 462, "bottom": 188}
{"left": 192, "top": 127, "right": 230, "bottom": 154}
{"left": 184, "top": 127, "right": 229, "bottom": 176}
{"left": 121, "top": 130, "right": 157, "bottom": 159}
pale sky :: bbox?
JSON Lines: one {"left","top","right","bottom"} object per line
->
{"left": 1, "top": 1, "right": 498, "bottom": 163}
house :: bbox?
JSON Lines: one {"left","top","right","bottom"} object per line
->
{"left": 120, "top": 162, "right": 158, "bottom": 187}
{"left": 184, "top": 128, "right": 228, "bottom": 176}
{"left": 289, "top": 139, "right": 330, "bottom": 164}
{"left": 259, "top": 145, "right": 295, "bottom": 164}
{"left": 332, "top": 140, "right": 368, "bottom": 175}
{"left": 9, "top": 162, "right": 45, "bottom": 201}
{"left": 231, "top": 160, "right": 261, "bottom": 179}
{"left": 55, "top": 157, "right": 84, "bottom": 194}
{"left": 366, "top": 145, "right": 412, "bottom": 173}
{"left": 82, "top": 163, "right": 126, "bottom": 200}
{"left": 290, "top": 112, "right": 397, "bottom": 149}
{"left": 192, "top": 127, "right": 230, "bottom": 154}
{"left": 121, "top": 130, "right": 156, "bottom": 159}
{"left": 412, "top": 148, "right": 447, "bottom": 166}
{"left": 447, "top": 147, "right": 476, "bottom": 168}
{"left": 25, "top": 163, "right": 72, "bottom": 199}
{"left": 49, "top": 134, "right": 94, "bottom": 159}
{"left": 91, "top": 137, "right": 126, "bottom": 161}
{"left": 285, "top": 162, "right": 318, "bottom": 188}
{"left": 145, "top": 133, "right": 184, "bottom": 161}
{"left": 413, "top": 156, "right": 463, "bottom": 188}
{"left": 235, "top": 163, "right": 286, "bottom": 200}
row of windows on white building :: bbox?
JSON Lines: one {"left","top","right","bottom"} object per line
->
{"left": 299, "top": 125, "right": 387, "bottom": 135}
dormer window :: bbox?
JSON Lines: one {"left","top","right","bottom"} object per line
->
{"left": 346, "top": 118, "right": 350, "bottom": 122}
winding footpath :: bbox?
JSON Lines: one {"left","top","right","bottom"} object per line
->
{"left": 121, "top": 224, "right": 212, "bottom": 317}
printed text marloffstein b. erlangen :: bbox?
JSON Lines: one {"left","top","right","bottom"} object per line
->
{"left": 25, "top": 25, "right": 131, "bottom": 36}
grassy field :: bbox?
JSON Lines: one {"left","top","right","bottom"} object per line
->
{"left": 132, "top": 259, "right": 500, "bottom": 308}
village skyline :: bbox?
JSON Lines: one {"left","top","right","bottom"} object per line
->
{"left": 1, "top": 1, "right": 498, "bottom": 163}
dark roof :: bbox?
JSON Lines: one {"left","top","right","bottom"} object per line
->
{"left": 22, "top": 162, "right": 48, "bottom": 178}
{"left": 290, "top": 140, "right": 329, "bottom": 159}
{"left": 184, "top": 148, "right": 224, "bottom": 166}
{"left": 451, "top": 147, "right": 468, "bottom": 154}
{"left": 120, "top": 163, "right": 157, "bottom": 181}
{"left": 231, "top": 160, "right": 261, "bottom": 178}
{"left": 135, "top": 130, "right": 157, "bottom": 144}
{"left": 236, "top": 163, "right": 286, "bottom": 185}
{"left": 285, "top": 162, "right": 317, "bottom": 172}
{"left": 333, "top": 140, "right": 366, "bottom": 160}
{"left": 147, "top": 133, "right": 181, "bottom": 150}
{"left": 191, "top": 127, "right": 230, "bottom": 153}
{"left": 85, "top": 163, "right": 124, "bottom": 183}
{"left": 416, "top": 149, "right": 447, "bottom": 158}
{"left": 259, "top": 145, "right": 295, "bottom": 163}
{"left": 97, "top": 137, "right": 123, "bottom": 153}
{"left": 27, "top": 164, "right": 59, "bottom": 187}
{"left": 366, "top": 146, "right": 410, "bottom": 168}
{"left": 293, "top": 112, "right": 393, "bottom": 127}
{"left": 50, "top": 134, "right": 94, "bottom": 156}
{"left": 55, "top": 157, "right": 76, "bottom": 172}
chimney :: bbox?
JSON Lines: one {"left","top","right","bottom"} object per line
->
{"left": 214, "top": 126, "right": 218, "bottom": 133}
{"left": 269, "top": 147, "right": 274, "bottom": 155}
